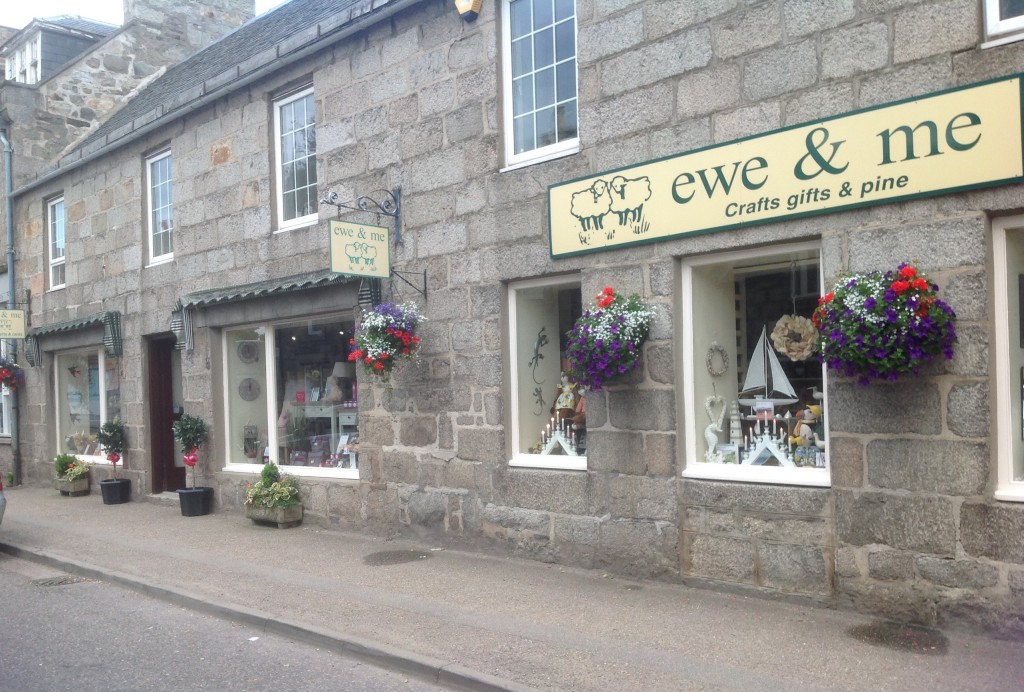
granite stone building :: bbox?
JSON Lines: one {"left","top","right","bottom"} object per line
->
{"left": 2, "top": 0, "right": 1024, "bottom": 636}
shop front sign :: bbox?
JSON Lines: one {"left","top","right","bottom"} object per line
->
{"left": 0, "top": 309, "right": 26, "bottom": 339}
{"left": 548, "top": 75, "right": 1024, "bottom": 257}
{"left": 329, "top": 219, "right": 390, "bottom": 279}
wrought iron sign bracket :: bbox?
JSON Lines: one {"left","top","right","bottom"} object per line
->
{"left": 391, "top": 269, "right": 427, "bottom": 300}
{"left": 320, "top": 187, "right": 403, "bottom": 245}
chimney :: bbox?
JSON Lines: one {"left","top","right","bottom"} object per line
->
{"left": 122, "top": 0, "right": 255, "bottom": 53}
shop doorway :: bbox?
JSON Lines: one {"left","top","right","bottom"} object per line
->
{"left": 148, "top": 336, "right": 184, "bottom": 493}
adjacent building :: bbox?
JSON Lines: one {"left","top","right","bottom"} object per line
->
{"left": 2, "top": 0, "right": 1023, "bottom": 636}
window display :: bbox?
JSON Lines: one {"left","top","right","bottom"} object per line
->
{"left": 508, "top": 277, "right": 586, "bottom": 469}
{"left": 993, "top": 216, "right": 1024, "bottom": 500}
{"left": 56, "top": 350, "right": 121, "bottom": 458}
{"left": 683, "top": 244, "right": 828, "bottom": 484}
{"left": 224, "top": 315, "right": 357, "bottom": 477}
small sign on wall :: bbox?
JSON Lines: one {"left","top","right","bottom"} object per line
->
{"left": 0, "top": 309, "right": 26, "bottom": 339}
{"left": 329, "top": 220, "right": 391, "bottom": 279}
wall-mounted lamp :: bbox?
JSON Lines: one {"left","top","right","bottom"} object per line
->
{"left": 454, "top": 0, "right": 483, "bottom": 21}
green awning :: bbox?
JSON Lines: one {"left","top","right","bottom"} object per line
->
{"left": 172, "top": 269, "right": 353, "bottom": 350}
{"left": 25, "top": 311, "right": 122, "bottom": 366}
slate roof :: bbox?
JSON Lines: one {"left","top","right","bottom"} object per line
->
{"left": 37, "top": 16, "right": 119, "bottom": 37}
{"left": 78, "top": 0, "right": 371, "bottom": 153}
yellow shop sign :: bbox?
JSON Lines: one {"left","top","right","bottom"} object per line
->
{"left": 0, "top": 309, "right": 26, "bottom": 339}
{"left": 548, "top": 76, "right": 1024, "bottom": 257}
{"left": 329, "top": 219, "right": 390, "bottom": 279}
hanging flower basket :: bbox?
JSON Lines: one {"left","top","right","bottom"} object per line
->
{"left": 348, "top": 302, "right": 424, "bottom": 379}
{"left": 564, "top": 286, "right": 655, "bottom": 391}
{"left": 812, "top": 263, "right": 957, "bottom": 384}
{"left": 0, "top": 356, "right": 24, "bottom": 391}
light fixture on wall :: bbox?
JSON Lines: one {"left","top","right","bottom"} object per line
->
{"left": 454, "top": 0, "right": 483, "bottom": 21}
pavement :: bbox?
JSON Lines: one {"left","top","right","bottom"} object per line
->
{"left": 1, "top": 485, "right": 1023, "bottom": 691}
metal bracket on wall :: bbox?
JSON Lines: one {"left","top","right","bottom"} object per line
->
{"left": 391, "top": 269, "right": 427, "bottom": 300}
{"left": 320, "top": 187, "right": 402, "bottom": 245}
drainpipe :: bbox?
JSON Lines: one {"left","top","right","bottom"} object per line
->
{"left": 0, "top": 120, "right": 20, "bottom": 486}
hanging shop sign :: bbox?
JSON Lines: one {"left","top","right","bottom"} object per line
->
{"left": 329, "top": 219, "right": 391, "bottom": 279}
{"left": 548, "top": 75, "right": 1024, "bottom": 258}
{"left": 0, "top": 309, "right": 26, "bottom": 339}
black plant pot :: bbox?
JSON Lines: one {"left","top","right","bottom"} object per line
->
{"left": 177, "top": 487, "right": 214, "bottom": 517}
{"left": 100, "top": 478, "right": 131, "bottom": 505}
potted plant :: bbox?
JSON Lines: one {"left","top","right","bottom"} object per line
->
{"left": 347, "top": 301, "right": 424, "bottom": 380}
{"left": 0, "top": 355, "right": 25, "bottom": 391}
{"left": 96, "top": 418, "right": 131, "bottom": 504}
{"left": 244, "top": 462, "right": 302, "bottom": 528}
{"left": 564, "top": 286, "right": 655, "bottom": 391}
{"left": 812, "top": 263, "right": 957, "bottom": 384}
{"left": 54, "top": 453, "right": 92, "bottom": 497}
{"left": 172, "top": 413, "right": 213, "bottom": 517}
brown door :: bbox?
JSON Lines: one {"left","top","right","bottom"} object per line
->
{"left": 148, "top": 337, "right": 185, "bottom": 492}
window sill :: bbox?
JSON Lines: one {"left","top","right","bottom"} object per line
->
{"left": 682, "top": 462, "right": 831, "bottom": 487}
{"left": 994, "top": 487, "right": 1024, "bottom": 502}
{"left": 146, "top": 256, "right": 174, "bottom": 268}
{"left": 501, "top": 143, "right": 580, "bottom": 173}
{"left": 47, "top": 285, "right": 66, "bottom": 293}
{"left": 223, "top": 461, "right": 359, "bottom": 480}
{"left": 509, "top": 454, "right": 586, "bottom": 471}
{"left": 981, "top": 32, "right": 1024, "bottom": 49}
{"left": 274, "top": 215, "right": 320, "bottom": 234}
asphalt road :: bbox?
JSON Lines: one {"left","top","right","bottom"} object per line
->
{"left": 0, "top": 554, "right": 444, "bottom": 691}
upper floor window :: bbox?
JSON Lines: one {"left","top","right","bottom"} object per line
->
{"left": 985, "top": 0, "right": 1024, "bottom": 44}
{"left": 507, "top": 276, "right": 586, "bottom": 470}
{"left": 146, "top": 150, "right": 174, "bottom": 264}
{"left": 501, "top": 0, "right": 579, "bottom": 170}
{"left": 681, "top": 243, "right": 829, "bottom": 487}
{"left": 48, "top": 196, "right": 66, "bottom": 290}
{"left": 273, "top": 87, "right": 318, "bottom": 231}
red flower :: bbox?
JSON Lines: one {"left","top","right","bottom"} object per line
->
{"left": 911, "top": 277, "right": 928, "bottom": 290}
{"left": 373, "top": 361, "right": 384, "bottom": 371}
{"left": 899, "top": 265, "right": 917, "bottom": 280}
{"left": 402, "top": 347, "right": 410, "bottom": 355}
{"left": 890, "top": 280, "right": 910, "bottom": 295}
{"left": 818, "top": 292, "right": 834, "bottom": 305}
{"left": 411, "top": 336, "right": 420, "bottom": 344}
{"left": 364, "top": 357, "right": 373, "bottom": 365}
{"left": 107, "top": 452, "right": 120, "bottom": 463}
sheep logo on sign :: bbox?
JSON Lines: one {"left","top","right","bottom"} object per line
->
{"left": 569, "top": 175, "right": 652, "bottom": 245}
{"left": 345, "top": 242, "right": 378, "bottom": 268}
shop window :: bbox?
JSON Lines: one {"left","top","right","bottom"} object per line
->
{"left": 146, "top": 149, "right": 174, "bottom": 264}
{"left": 985, "top": 0, "right": 1024, "bottom": 44}
{"left": 681, "top": 243, "right": 829, "bottom": 486}
{"left": 48, "top": 196, "right": 66, "bottom": 290}
{"left": 224, "top": 315, "right": 358, "bottom": 478}
{"left": 55, "top": 349, "right": 121, "bottom": 461}
{"left": 993, "top": 215, "right": 1024, "bottom": 501}
{"left": 501, "top": 0, "right": 579, "bottom": 170}
{"left": 508, "top": 276, "right": 586, "bottom": 470}
{"left": 0, "top": 341, "right": 11, "bottom": 437}
{"left": 273, "top": 86, "right": 318, "bottom": 231}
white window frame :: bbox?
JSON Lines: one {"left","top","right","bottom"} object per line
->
{"left": 0, "top": 340, "right": 12, "bottom": 437}
{"left": 146, "top": 149, "right": 174, "bottom": 265}
{"left": 221, "top": 316, "right": 358, "bottom": 480}
{"left": 983, "top": 0, "right": 1024, "bottom": 46}
{"left": 507, "top": 275, "right": 586, "bottom": 471}
{"left": 48, "top": 196, "right": 66, "bottom": 290}
{"left": 273, "top": 86, "right": 319, "bottom": 232}
{"left": 54, "top": 347, "right": 118, "bottom": 466}
{"left": 993, "top": 215, "right": 1024, "bottom": 501}
{"left": 681, "top": 242, "right": 830, "bottom": 487}
{"left": 500, "top": 0, "right": 580, "bottom": 171}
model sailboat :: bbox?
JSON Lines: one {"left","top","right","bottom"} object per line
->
{"left": 738, "top": 325, "right": 799, "bottom": 407}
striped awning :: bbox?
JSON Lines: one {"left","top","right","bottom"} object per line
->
{"left": 25, "top": 311, "right": 122, "bottom": 366}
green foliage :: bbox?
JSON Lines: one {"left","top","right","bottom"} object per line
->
{"left": 172, "top": 413, "right": 209, "bottom": 453}
{"left": 245, "top": 462, "right": 301, "bottom": 508}
{"left": 54, "top": 453, "right": 77, "bottom": 477}
{"left": 95, "top": 418, "right": 127, "bottom": 455}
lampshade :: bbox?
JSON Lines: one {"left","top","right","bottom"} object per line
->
{"left": 332, "top": 362, "right": 355, "bottom": 378}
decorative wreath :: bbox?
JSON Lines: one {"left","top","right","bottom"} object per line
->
{"left": 771, "top": 315, "right": 818, "bottom": 361}
{"left": 705, "top": 341, "right": 729, "bottom": 377}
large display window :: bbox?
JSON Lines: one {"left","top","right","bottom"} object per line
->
{"left": 223, "top": 314, "right": 359, "bottom": 478}
{"left": 508, "top": 276, "right": 586, "bottom": 470}
{"left": 682, "top": 243, "right": 829, "bottom": 486}
{"left": 55, "top": 349, "right": 122, "bottom": 462}
{"left": 993, "top": 215, "right": 1024, "bottom": 501}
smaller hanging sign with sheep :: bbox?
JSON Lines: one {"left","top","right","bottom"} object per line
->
{"left": 329, "top": 219, "right": 391, "bottom": 279}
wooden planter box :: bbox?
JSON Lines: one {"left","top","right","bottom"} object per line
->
{"left": 245, "top": 503, "right": 303, "bottom": 529}
{"left": 55, "top": 477, "right": 90, "bottom": 497}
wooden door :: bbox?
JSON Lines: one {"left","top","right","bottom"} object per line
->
{"left": 148, "top": 337, "right": 184, "bottom": 492}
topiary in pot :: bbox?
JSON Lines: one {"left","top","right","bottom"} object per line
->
{"left": 172, "top": 413, "right": 210, "bottom": 489}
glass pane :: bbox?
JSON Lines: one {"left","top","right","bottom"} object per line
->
{"left": 513, "top": 76, "right": 534, "bottom": 115}
{"left": 514, "top": 114, "right": 535, "bottom": 155}
{"left": 301, "top": 93, "right": 316, "bottom": 126}
{"left": 273, "top": 317, "right": 358, "bottom": 469}
{"left": 306, "top": 126, "right": 316, "bottom": 156}
{"left": 554, "top": 0, "right": 573, "bottom": 22}
{"left": 284, "top": 191, "right": 297, "bottom": 221}
{"left": 294, "top": 159, "right": 308, "bottom": 190}
{"left": 555, "top": 18, "right": 575, "bottom": 62}
{"left": 56, "top": 352, "right": 104, "bottom": 454}
{"left": 536, "top": 67, "right": 554, "bottom": 108}
{"left": 533, "top": 0, "right": 553, "bottom": 29}
{"left": 281, "top": 101, "right": 296, "bottom": 134}
{"left": 282, "top": 132, "right": 295, "bottom": 162}
{"left": 557, "top": 100, "right": 577, "bottom": 141}
{"left": 556, "top": 60, "right": 576, "bottom": 102}
{"left": 52, "top": 263, "right": 65, "bottom": 287}
{"left": 511, "top": 37, "right": 531, "bottom": 78}
{"left": 226, "top": 328, "right": 268, "bottom": 463}
{"left": 1001, "top": 0, "right": 1024, "bottom": 20}
{"left": 534, "top": 27, "right": 554, "bottom": 69}
{"left": 510, "top": 0, "right": 531, "bottom": 38}
{"left": 536, "top": 106, "right": 556, "bottom": 148}
{"left": 514, "top": 282, "right": 584, "bottom": 456}
{"left": 283, "top": 161, "right": 296, "bottom": 191}
{"left": 306, "top": 153, "right": 318, "bottom": 186}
